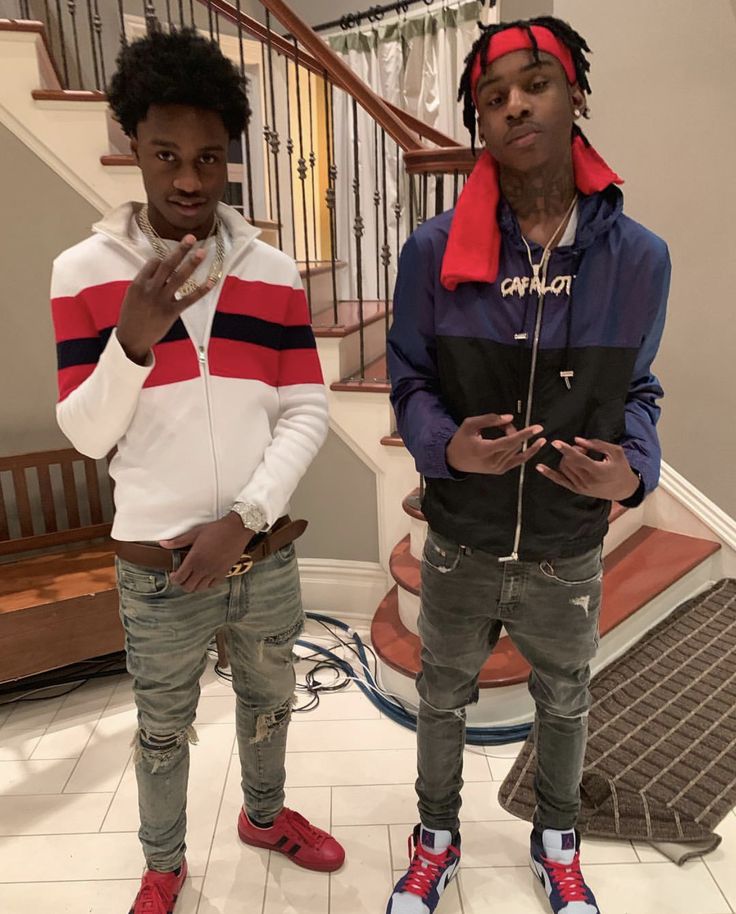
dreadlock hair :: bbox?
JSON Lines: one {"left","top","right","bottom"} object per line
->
{"left": 108, "top": 27, "right": 250, "bottom": 140}
{"left": 457, "top": 16, "right": 593, "bottom": 149}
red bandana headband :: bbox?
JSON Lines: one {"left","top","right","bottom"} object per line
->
{"left": 440, "top": 26, "right": 623, "bottom": 291}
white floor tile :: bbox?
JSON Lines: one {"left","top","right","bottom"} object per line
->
{"left": 331, "top": 825, "right": 392, "bottom": 914}
{"left": 0, "top": 832, "right": 144, "bottom": 882}
{"left": 262, "top": 854, "right": 330, "bottom": 914}
{"left": 197, "top": 695, "right": 236, "bottom": 724}
{"left": 284, "top": 718, "right": 416, "bottom": 753}
{"left": 703, "top": 810, "right": 736, "bottom": 909}
{"left": 0, "top": 877, "right": 202, "bottom": 914}
{"left": 31, "top": 722, "right": 97, "bottom": 760}
{"left": 0, "top": 732, "right": 42, "bottom": 761}
{"left": 590, "top": 860, "right": 730, "bottom": 914}
{"left": 0, "top": 696, "right": 65, "bottom": 736}
{"left": 580, "top": 835, "right": 640, "bottom": 864}
{"left": 460, "top": 865, "right": 551, "bottom": 914}
{"left": 0, "top": 758, "right": 77, "bottom": 795}
{"left": 485, "top": 752, "right": 519, "bottom": 781}
{"left": 285, "top": 748, "right": 489, "bottom": 788}
{"left": 483, "top": 740, "right": 525, "bottom": 759}
{"left": 0, "top": 792, "right": 113, "bottom": 835}
{"left": 63, "top": 706, "right": 137, "bottom": 794}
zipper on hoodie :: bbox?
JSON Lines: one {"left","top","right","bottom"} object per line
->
{"left": 197, "top": 344, "right": 221, "bottom": 516}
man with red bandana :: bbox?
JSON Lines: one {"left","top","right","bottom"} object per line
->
{"left": 386, "top": 16, "right": 670, "bottom": 914}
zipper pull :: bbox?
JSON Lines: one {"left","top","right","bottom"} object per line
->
{"left": 198, "top": 346, "right": 206, "bottom": 365}
{"left": 498, "top": 552, "right": 519, "bottom": 563}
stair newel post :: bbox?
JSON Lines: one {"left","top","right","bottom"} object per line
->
{"left": 54, "top": 0, "right": 70, "bottom": 87}
{"left": 235, "top": 0, "right": 256, "bottom": 223}
{"left": 380, "top": 128, "right": 391, "bottom": 346}
{"left": 264, "top": 11, "right": 284, "bottom": 251}
{"left": 293, "top": 37, "right": 313, "bottom": 318}
{"left": 351, "top": 96, "right": 366, "bottom": 379}
{"left": 324, "top": 77, "right": 339, "bottom": 324}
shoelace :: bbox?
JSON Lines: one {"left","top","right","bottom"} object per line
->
{"left": 402, "top": 839, "right": 449, "bottom": 899}
{"left": 281, "top": 809, "right": 326, "bottom": 848}
{"left": 544, "top": 853, "right": 590, "bottom": 903}
{"left": 135, "top": 872, "right": 176, "bottom": 913}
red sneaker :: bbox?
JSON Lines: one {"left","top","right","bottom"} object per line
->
{"left": 129, "top": 859, "right": 187, "bottom": 914}
{"left": 238, "top": 807, "right": 345, "bottom": 872}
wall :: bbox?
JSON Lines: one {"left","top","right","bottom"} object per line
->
{"left": 551, "top": 0, "right": 736, "bottom": 516}
{"left": 0, "top": 122, "right": 99, "bottom": 456}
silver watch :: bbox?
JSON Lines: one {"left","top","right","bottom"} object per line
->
{"left": 230, "top": 501, "right": 268, "bottom": 533}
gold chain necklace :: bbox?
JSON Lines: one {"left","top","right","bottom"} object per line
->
{"left": 137, "top": 205, "right": 225, "bottom": 299}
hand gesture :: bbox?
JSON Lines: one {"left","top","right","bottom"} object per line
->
{"left": 117, "top": 235, "right": 212, "bottom": 364}
{"left": 536, "top": 437, "right": 640, "bottom": 501}
{"left": 160, "top": 513, "right": 254, "bottom": 593}
{"left": 446, "top": 413, "right": 546, "bottom": 475}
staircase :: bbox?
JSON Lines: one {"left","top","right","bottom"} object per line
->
{"left": 2, "top": 1, "right": 735, "bottom": 730}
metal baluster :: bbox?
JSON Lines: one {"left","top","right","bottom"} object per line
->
{"left": 43, "top": 1, "right": 51, "bottom": 29}
{"left": 323, "top": 76, "right": 338, "bottom": 324}
{"left": 214, "top": 10, "right": 220, "bottom": 42}
{"left": 189, "top": 0, "right": 195, "bottom": 26}
{"left": 380, "top": 129, "right": 391, "bottom": 345}
{"left": 307, "top": 69, "right": 318, "bottom": 269}
{"left": 421, "top": 173, "right": 429, "bottom": 224}
{"left": 85, "top": 0, "right": 101, "bottom": 89}
{"left": 293, "top": 39, "right": 312, "bottom": 317}
{"left": 66, "top": 2, "right": 83, "bottom": 89}
{"left": 373, "top": 120, "right": 381, "bottom": 298}
{"left": 284, "top": 55, "right": 298, "bottom": 259}
{"left": 434, "top": 174, "right": 444, "bottom": 217}
{"left": 54, "top": 0, "right": 70, "bottom": 87}
{"left": 206, "top": 0, "right": 214, "bottom": 38}
{"left": 117, "top": 0, "right": 126, "bottom": 45}
{"left": 408, "top": 174, "right": 415, "bottom": 234}
{"left": 92, "top": 0, "right": 105, "bottom": 87}
{"left": 264, "top": 11, "right": 283, "bottom": 250}
{"left": 260, "top": 41, "right": 274, "bottom": 224}
{"left": 234, "top": 0, "right": 255, "bottom": 221}
{"left": 351, "top": 97, "right": 365, "bottom": 378}
{"left": 178, "top": 0, "right": 184, "bottom": 28}
{"left": 144, "top": 0, "right": 157, "bottom": 34}
{"left": 453, "top": 170, "right": 460, "bottom": 206}
{"left": 394, "top": 141, "right": 402, "bottom": 262}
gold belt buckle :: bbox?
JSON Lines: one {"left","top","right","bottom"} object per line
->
{"left": 226, "top": 553, "right": 254, "bottom": 577}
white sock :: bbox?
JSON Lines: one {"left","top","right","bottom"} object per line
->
{"left": 420, "top": 825, "right": 453, "bottom": 855}
{"left": 542, "top": 828, "right": 577, "bottom": 865}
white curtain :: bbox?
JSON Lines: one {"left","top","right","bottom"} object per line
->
{"left": 325, "top": 1, "right": 497, "bottom": 302}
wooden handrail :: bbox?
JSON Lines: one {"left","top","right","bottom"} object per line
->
{"left": 202, "top": 0, "right": 423, "bottom": 153}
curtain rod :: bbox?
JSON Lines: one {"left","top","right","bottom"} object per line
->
{"left": 312, "top": 0, "right": 493, "bottom": 35}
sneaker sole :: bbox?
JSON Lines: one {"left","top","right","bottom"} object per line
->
{"left": 238, "top": 824, "right": 344, "bottom": 873}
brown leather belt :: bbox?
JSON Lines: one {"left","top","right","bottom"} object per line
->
{"left": 115, "top": 515, "right": 307, "bottom": 577}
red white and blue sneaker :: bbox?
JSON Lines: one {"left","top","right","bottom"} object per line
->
{"left": 238, "top": 807, "right": 345, "bottom": 872}
{"left": 530, "top": 828, "right": 600, "bottom": 913}
{"left": 387, "top": 824, "right": 461, "bottom": 914}
{"left": 129, "top": 858, "right": 188, "bottom": 913}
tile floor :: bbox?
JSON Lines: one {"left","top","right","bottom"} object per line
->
{"left": 1, "top": 633, "right": 735, "bottom": 914}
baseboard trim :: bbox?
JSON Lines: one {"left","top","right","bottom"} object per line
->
{"left": 298, "top": 558, "right": 388, "bottom": 626}
{"left": 660, "top": 462, "right": 736, "bottom": 550}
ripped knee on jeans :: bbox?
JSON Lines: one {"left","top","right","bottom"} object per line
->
{"left": 132, "top": 724, "right": 198, "bottom": 773}
{"left": 251, "top": 697, "right": 295, "bottom": 744}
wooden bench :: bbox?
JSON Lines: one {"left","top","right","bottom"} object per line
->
{"left": 0, "top": 448, "right": 121, "bottom": 685}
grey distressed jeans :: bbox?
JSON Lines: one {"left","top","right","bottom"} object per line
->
{"left": 116, "top": 543, "right": 304, "bottom": 872}
{"left": 416, "top": 528, "right": 602, "bottom": 834}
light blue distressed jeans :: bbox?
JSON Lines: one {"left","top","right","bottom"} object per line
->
{"left": 116, "top": 543, "right": 304, "bottom": 872}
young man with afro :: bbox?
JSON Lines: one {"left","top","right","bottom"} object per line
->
{"left": 386, "top": 16, "right": 670, "bottom": 914}
{"left": 50, "top": 28, "right": 344, "bottom": 914}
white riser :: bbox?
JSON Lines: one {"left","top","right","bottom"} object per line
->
{"left": 337, "top": 316, "right": 388, "bottom": 380}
